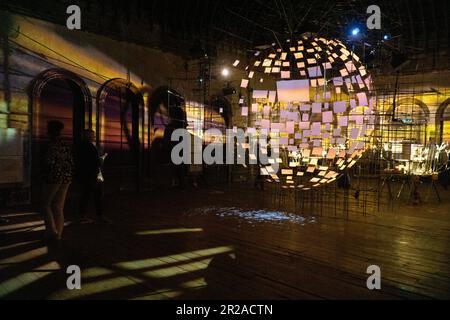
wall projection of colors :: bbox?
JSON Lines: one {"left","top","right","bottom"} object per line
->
{"left": 234, "top": 33, "right": 376, "bottom": 190}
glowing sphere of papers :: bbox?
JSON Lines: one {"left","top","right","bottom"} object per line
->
{"left": 235, "top": 33, "right": 376, "bottom": 190}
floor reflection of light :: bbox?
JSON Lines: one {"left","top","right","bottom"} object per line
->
{"left": 135, "top": 228, "right": 203, "bottom": 236}
{"left": 0, "top": 262, "right": 56, "bottom": 297}
{"left": 0, "top": 241, "right": 41, "bottom": 252}
{"left": 181, "top": 277, "right": 207, "bottom": 289}
{"left": 1, "top": 212, "right": 40, "bottom": 218}
{"left": 0, "top": 221, "right": 44, "bottom": 232}
{"left": 50, "top": 277, "right": 142, "bottom": 300}
{"left": 193, "top": 207, "right": 316, "bottom": 225}
{"left": 115, "top": 246, "right": 234, "bottom": 270}
{"left": 141, "top": 258, "right": 212, "bottom": 278}
{"left": 0, "top": 246, "right": 48, "bottom": 269}
{"left": 131, "top": 289, "right": 183, "bottom": 300}
{"left": 82, "top": 267, "right": 116, "bottom": 279}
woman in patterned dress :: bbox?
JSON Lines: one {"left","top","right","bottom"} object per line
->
{"left": 41, "top": 120, "right": 74, "bottom": 242}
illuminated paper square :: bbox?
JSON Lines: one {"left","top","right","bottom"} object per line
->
{"left": 357, "top": 92, "right": 368, "bottom": 106}
{"left": 340, "top": 69, "right": 349, "bottom": 77}
{"left": 271, "top": 123, "right": 285, "bottom": 131}
{"left": 303, "top": 149, "right": 311, "bottom": 157}
{"left": 286, "top": 122, "right": 295, "bottom": 134}
{"left": 268, "top": 91, "right": 277, "bottom": 103}
{"left": 312, "top": 103, "right": 322, "bottom": 113}
{"left": 345, "top": 61, "right": 355, "bottom": 72}
{"left": 281, "top": 71, "right": 291, "bottom": 79}
{"left": 338, "top": 116, "right": 348, "bottom": 127}
{"left": 323, "top": 111, "right": 333, "bottom": 123}
{"left": 300, "top": 105, "right": 311, "bottom": 112}
{"left": 253, "top": 90, "right": 268, "bottom": 99}
{"left": 260, "top": 119, "right": 270, "bottom": 129}
{"left": 353, "top": 115, "right": 364, "bottom": 125}
{"left": 241, "top": 107, "right": 248, "bottom": 116}
{"left": 233, "top": 60, "right": 240, "bottom": 67}
{"left": 288, "top": 112, "right": 299, "bottom": 121}
{"left": 299, "top": 122, "right": 310, "bottom": 130}
{"left": 326, "top": 149, "right": 336, "bottom": 159}
{"left": 277, "top": 80, "right": 310, "bottom": 103}
{"left": 282, "top": 169, "right": 293, "bottom": 175}
{"left": 302, "top": 113, "right": 310, "bottom": 122}
{"left": 308, "top": 66, "right": 322, "bottom": 78}
{"left": 263, "top": 59, "right": 272, "bottom": 67}
{"left": 312, "top": 147, "right": 323, "bottom": 156}
{"left": 311, "top": 122, "right": 321, "bottom": 136}
{"left": 241, "top": 79, "right": 249, "bottom": 88}
{"left": 307, "top": 166, "right": 316, "bottom": 173}
{"left": 333, "top": 101, "right": 346, "bottom": 113}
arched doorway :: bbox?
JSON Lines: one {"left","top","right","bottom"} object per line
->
{"left": 437, "top": 99, "right": 450, "bottom": 144}
{"left": 30, "top": 69, "right": 91, "bottom": 201}
{"left": 96, "top": 79, "right": 144, "bottom": 192}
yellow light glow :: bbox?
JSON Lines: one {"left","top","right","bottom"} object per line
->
{"left": 135, "top": 228, "right": 203, "bottom": 236}
{"left": 115, "top": 246, "right": 234, "bottom": 271}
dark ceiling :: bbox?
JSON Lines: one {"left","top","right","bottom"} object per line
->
{"left": 1, "top": 0, "right": 449, "bottom": 56}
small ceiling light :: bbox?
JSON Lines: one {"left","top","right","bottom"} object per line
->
{"left": 351, "top": 28, "right": 361, "bottom": 36}
{"left": 221, "top": 68, "right": 230, "bottom": 77}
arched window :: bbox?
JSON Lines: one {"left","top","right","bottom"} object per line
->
{"left": 96, "top": 79, "right": 144, "bottom": 191}
{"left": 30, "top": 69, "right": 91, "bottom": 200}
{"left": 437, "top": 99, "right": 450, "bottom": 144}
{"left": 387, "top": 99, "right": 430, "bottom": 145}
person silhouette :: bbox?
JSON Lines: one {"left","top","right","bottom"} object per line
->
{"left": 41, "top": 120, "right": 74, "bottom": 242}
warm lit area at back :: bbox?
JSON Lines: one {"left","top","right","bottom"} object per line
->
{"left": 0, "top": 0, "right": 450, "bottom": 306}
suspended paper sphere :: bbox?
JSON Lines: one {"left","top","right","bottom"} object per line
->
{"left": 235, "top": 33, "right": 376, "bottom": 190}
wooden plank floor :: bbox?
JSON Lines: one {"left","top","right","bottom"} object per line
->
{"left": 1, "top": 184, "right": 450, "bottom": 300}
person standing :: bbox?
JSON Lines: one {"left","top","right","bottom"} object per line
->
{"left": 76, "top": 129, "right": 109, "bottom": 223}
{"left": 41, "top": 120, "right": 74, "bottom": 242}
